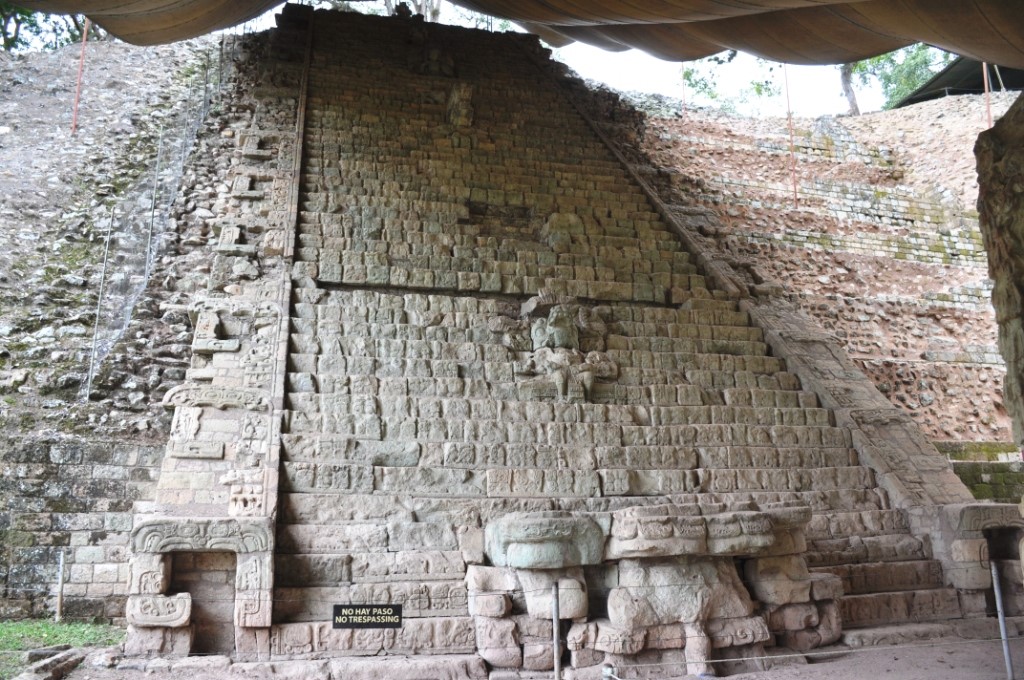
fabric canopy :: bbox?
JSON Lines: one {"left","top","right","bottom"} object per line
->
{"left": 15, "top": 0, "right": 1024, "bottom": 67}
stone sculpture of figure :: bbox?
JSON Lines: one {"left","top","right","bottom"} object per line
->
{"left": 531, "top": 305, "right": 579, "bottom": 351}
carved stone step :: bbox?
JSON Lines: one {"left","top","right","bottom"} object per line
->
{"left": 275, "top": 583, "right": 469, "bottom": 621}
{"left": 813, "top": 559, "right": 946, "bottom": 596}
{"left": 838, "top": 588, "right": 963, "bottom": 629}
{"left": 277, "top": 489, "right": 887, "bottom": 526}
{"left": 280, "top": 437, "right": 858, "bottom": 471}
{"left": 806, "top": 509, "right": 908, "bottom": 540}
{"left": 279, "top": 461, "right": 876, "bottom": 498}
{"left": 286, "top": 331, "right": 767, "bottom": 361}
{"left": 283, "top": 308, "right": 746, "bottom": 332}
{"left": 287, "top": 319, "right": 763, "bottom": 344}
{"left": 805, "top": 534, "right": 929, "bottom": 568}
{"left": 282, "top": 360, "right": 801, "bottom": 394}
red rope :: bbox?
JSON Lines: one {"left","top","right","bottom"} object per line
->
{"left": 71, "top": 18, "right": 91, "bottom": 136}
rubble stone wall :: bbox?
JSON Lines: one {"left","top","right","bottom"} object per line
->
{"left": 977, "top": 94, "right": 1024, "bottom": 446}
{"left": 642, "top": 101, "right": 1015, "bottom": 445}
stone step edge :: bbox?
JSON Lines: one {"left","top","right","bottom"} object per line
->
{"left": 841, "top": 617, "right": 1024, "bottom": 648}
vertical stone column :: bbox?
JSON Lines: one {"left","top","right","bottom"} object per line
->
{"left": 124, "top": 4, "right": 313, "bottom": 661}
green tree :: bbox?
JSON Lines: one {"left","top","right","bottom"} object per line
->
{"left": 0, "top": 4, "right": 103, "bottom": 52}
{"left": 681, "top": 50, "right": 780, "bottom": 111}
{"left": 0, "top": 3, "right": 38, "bottom": 51}
{"left": 842, "top": 43, "right": 956, "bottom": 112}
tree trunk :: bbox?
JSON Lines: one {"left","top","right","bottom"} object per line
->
{"left": 840, "top": 62, "right": 860, "bottom": 116}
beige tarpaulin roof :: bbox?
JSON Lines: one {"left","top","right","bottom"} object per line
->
{"left": 15, "top": 0, "right": 1024, "bottom": 67}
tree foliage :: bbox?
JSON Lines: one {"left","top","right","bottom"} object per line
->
{"left": 849, "top": 43, "right": 956, "bottom": 110}
{"left": 681, "top": 50, "right": 780, "bottom": 111}
{"left": 0, "top": 4, "right": 103, "bottom": 52}
{"left": 309, "top": 0, "right": 442, "bottom": 22}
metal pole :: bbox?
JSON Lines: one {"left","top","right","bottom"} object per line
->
{"left": 70, "top": 18, "right": 91, "bottom": 135}
{"left": 995, "top": 64, "right": 1007, "bottom": 91}
{"left": 552, "top": 582, "right": 561, "bottom": 680}
{"left": 85, "top": 205, "right": 116, "bottom": 400}
{"left": 55, "top": 550, "right": 65, "bottom": 623}
{"left": 991, "top": 559, "right": 1015, "bottom": 680}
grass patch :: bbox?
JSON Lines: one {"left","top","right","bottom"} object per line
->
{"left": 0, "top": 620, "right": 123, "bottom": 679}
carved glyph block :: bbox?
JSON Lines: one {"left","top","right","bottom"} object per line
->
{"left": 485, "top": 511, "right": 606, "bottom": 568}
{"left": 126, "top": 593, "right": 191, "bottom": 628}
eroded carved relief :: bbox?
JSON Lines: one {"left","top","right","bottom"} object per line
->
{"left": 163, "top": 384, "right": 271, "bottom": 412}
{"left": 126, "top": 593, "right": 192, "bottom": 628}
{"left": 131, "top": 517, "right": 273, "bottom": 554}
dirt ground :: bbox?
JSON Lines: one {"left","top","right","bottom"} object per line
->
{"left": 49, "top": 635, "right": 1024, "bottom": 680}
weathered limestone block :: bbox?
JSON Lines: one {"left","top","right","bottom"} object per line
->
{"left": 270, "top": 618, "right": 476, "bottom": 657}
{"left": 124, "top": 625, "right": 192, "bottom": 658}
{"left": 607, "top": 557, "right": 753, "bottom": 631}
{"left": 485, "top": 512, "right": 606, "bottom": 569}
{"left": 839, "top": 589, "right": 962, "bottom": 629}
{"left": 764, "top": 602, "right": 819, "bottom": 632}
{"left": 447, "top": 83, "right": 474, "bottom": 127}
{"left": 276, "top": 525, "right": 387, "bottom": 553}
{"left": 541, "top": 214, "right": 584, "bottom": 254}
{"left": 282, "top": 435, "right": 421, "bottom": 467}
{"left": 516, "top": 568, "right": 588, "bottom": 620}
{"left": 274, "top": 582, "right": 468, "bottom": 620}
{"left": 486, "top": 468, "right": 602, "bottom": 498}
{"left": 131, "top": 517, "right": 273, "bottom": 554}
{"left": 777, "top": 600, "right": 841, "bottom": 651}
{"left": 126, "top": 593, "right": 191, "bottom": 628}
{"left": 522, "top": 642, "right": 554, "bottom": 671}
{"left": 280, "top": 494, "right": 414, "bottom": 524}
{"left": 474, "top": 617, "right": 521, "bottom": 669}
{"left": 466, "top": 565, "right": 517, "bottom": 618}
{"left": 326, "top": 655, "right": 488, "bottom": 680}
{"left": 809, "top": 572, "right": 845, "bottom": 601}
{"left": 282, "top": 462, "right": 374, "bottom": 493}
{"left": 605, "top": 504, "right": 706, "bottom": 559}
{"left": 706, "top": 616, "right": 772, "bottom": 649}
{"left": 584, "top": 620, "right": 646, "bottom": 655}
{"left": 744, "top": 556, "right": 812, "bottom": 605}
{"left": 388, "top": 522, "right": 459, "bottom": 551}
{"left": 705, "top": 511, "right": 775, "bottom": 555}
{"left": 470, "top": 593, "right": 511, "bottom": 618}
{"left": 275, "top": 555, "right": 351, "bottom": 587}
{"left": 350, "top": 551, "right": 466, "bottom": 582}
{"left": 129, "top": 553, "right": 170, "bottom": 595}
{"left": 163, "top": 384, "right": 272, "bottom": 412}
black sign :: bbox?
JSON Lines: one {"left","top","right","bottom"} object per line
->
{"left": 332, "top": 604, "right": 403, "bottom": 629}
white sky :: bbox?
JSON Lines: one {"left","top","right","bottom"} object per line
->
{"left": 251, "top": 2, "right": 884, "bottom": 118}
{"left": 552, "top": 44, "right": 885, "bottom": 118}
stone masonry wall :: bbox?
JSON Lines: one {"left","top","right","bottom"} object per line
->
{"left": 977, "top": 93, "right": 1024, "bottom": 446}
{"left": 0, "top": 435, "right": 162, "bottom": 621}
{"left": 4, "top": 5, "right": 1021, "bottom": 674}
{"left": 642, "top": 103, "right": 1014, "bottom": 446}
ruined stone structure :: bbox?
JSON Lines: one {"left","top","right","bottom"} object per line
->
{"left": 4, "top": 4, "right": 1024, "bottom": 677}
{"left": 979, "top": 95, "right": 1024, "bottom": 450}
{"left": 635, "top": 106, "right": 1015, "bottom": 453}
